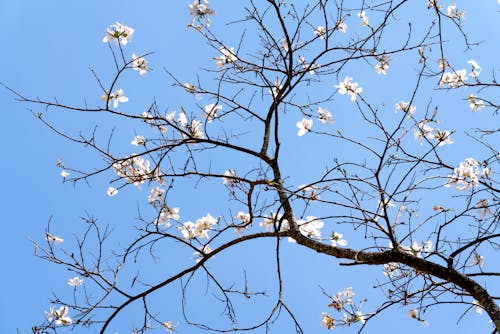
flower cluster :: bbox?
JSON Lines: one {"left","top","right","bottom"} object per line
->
{"left": 188, "top": 0, "right": 215, "bottom": 29}
{"left": 130, "top": 135, "right": 145, "bottom": 146}
{"left": 439, "top": 69, "right": 467, "bottom": 87}
{"left": 335, "top": 76, "right": 362, "bottom": 102}
{"left": 178, "top": 213, "right": 217, "bottom": 240}
{"left": 47, "top": 306, "right": 72, "bottom": 326}
{"left": 102, "top": 22, "right": 134, "bottom": 46}
{"left": 112, "top": 156, "right": 151, "bottom": 188}
{"left": 445, "top": 158, "right": 490, "bottom": 190}
{"left": 413, "top": 120, "right": 453, "bottom": 146}
{"left": 296, "top": 216, "right": 324, "bottom": 240}
{"left": 322, "top": 287, "right": 366, "bottom": 330}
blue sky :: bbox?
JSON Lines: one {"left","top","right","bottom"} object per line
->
{"left": 1, "top": 1, "right": 499, "bottom": 334}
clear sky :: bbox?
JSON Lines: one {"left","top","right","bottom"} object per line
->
{"left": 1, "top": 1, "right": 499, "bottom": 334}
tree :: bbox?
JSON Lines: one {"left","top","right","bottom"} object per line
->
{"left": 4, "top": 0, "right": 499, "bottom": 333}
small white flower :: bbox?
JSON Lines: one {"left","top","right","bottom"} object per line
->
{"left": 163, "top": 321, "right": 177, "bottom": 333}
{"left": 358, "top": 11, "right": 369, "bottom": 26}
{"left": 374, "top": 55, "right": 390, "bottom": 75}
{"left": 183, "top": 83, "right": 196, "bottom": 93}
{"left": 337, "top": 21, "right": 347, "bottom": 33}
{"left": 47, "top": 306, "right": 72, "bottom": 326}
{"left": 472, "top": 300, "right": 483, "bottom": 314}
{"left": 188, "top": 0, "right": 215, "bottom": 28}
{"left": 395, "top": 101, "right": 416, "bottom": 115}
{"left": 131, "top": 53, "right": 149, "bottom": 76}
{"left": 330, "top": 231, "right": 347, "bottom": 247}
{"left": 68, "top": 276, "right": 84, "bottom": 287}
{"left": 100, "top": 88, "right": 129, "bottom": 109}
{"left": 467, "top": 60, "right": 481, "bottom": 78}
{"left": 222, "top": 169, "right": 238, "bottom": 186}
{"left": 335, "top": 76, "right": 362, "bottom": 102}
{"left": 45, "top": 233, "right": 64, "bottom": 244}
{"left": 467, "top": 94, "right": 485, "bottom": 112}
{"left": 107, "top": 187, "right": 118, "bottom": 197}
{"left": 214, "top": 47, "right": 237, "bottom": 67}
{"left": 130, "top": 135, "right": 145, "bottom": 146}
{"left": 148, "top": 187, "right": 165, "bottom": 204}
{"left": 314, "top": 26, "right": 327, "bottom": 39}
{"left": 297, "top": 118, "right": 313, "bottom": 136}
{"left": 447, "top": 4, "right": 464, "bottom": 19}
{"left": 235, "top": 211, "right": 251, "bottom": 224}
{"left": 60, "top": 170, "right": 70, "bottom": 179}
{"left": 317, "top": 107, "right": 333, "bottom": 125}
{"left": 102, "top": 22, "right": 134, "bottom": 46}
{"left": 203, "top": 103, "right": 222, "bottom": 122}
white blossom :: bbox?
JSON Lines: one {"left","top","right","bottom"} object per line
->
{"left": 214, "top": 47, "right": 237, "bottom": 67}
{"left": 374, "top": 55, "right": 390, "bottom": 75}
{"left": 337, "top": 21, "right": 347, "bottom": 33}
{"left": 296, "top": 118, "right": 313, "bottom": 136}
{"left": 467, "top": 59, "right": 481, "bottom": 77}
{"left": 203, "top": 103, "right": 222, "bottom": 122}
{"left": 395, "top": 101, "right": 416, "bottom": 115}
{"left": 100, "top": 88, "right": 129, "bottom": 109}
{"left": 447, "top": 4, "right": 464, "bottom": 19}
{"left": 148, "top": 187, "right": 165, "bottom": 204}
{"left": 130, "top": 135, "right": 145, "bottom": 146}
{"left": 60, "top": 170, "right": 70, "bottom": 179}
{"left": 45, "top": 233, "right": 64, "bottom": 244}
{"left": 439, "top": 69, "right": 467, "bottom": 88}
{"left": 314, "top": 26, "right": 326, "bottom": 39}
{"left": 445, "top": 158, "right": 490, "bottom": 190}
{"left": 222, "top": 169, "right": 238, "bottom": 186}
{"left": 155, "top": 206, "right": 180, "bottom": 227}
{"left": 317, "top": 107, "right": 333, "bottom": 125}
{"left": 107, "top": 187, "right": 118, "bottom": 197}
{"left": 47, "top": 306, "right": 72, "bottom": 326}
{"left": 330, "top": 231, "right": 348, "bottom": 247}
{"left": 68, "top": 276, "right": 83, "bottom": 287}
{"left": 358, "top": 11, "right": 369, "bottom": 26}
{"left": 131, "top": 53, "right": 149, "bottom": 76}
{"left": 335, "top": 76, "right": 362, "bottom": 102}
{"left": 467, "top": 94, "right": 485, "bottom": 112}
{"left": 188, "top": 0, "right": 215, "bottom": 28}
{"left": 102, "top": 22, "right": 134, "bottom": 46}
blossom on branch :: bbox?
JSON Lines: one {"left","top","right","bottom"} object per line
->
{"left": 467, "top": 94, "right": 485, "bottom": 112}
{"left": 68, "top": 276, "right": 84, "bottom": 287}
{"left": 188, "top": 0, "right": 215, "bottom": 29}
{"left": 358, "top": 11, "right": 369, "bottom": 26}
{"left": 131, "top": 53, "right": 149, "bottom": 76}
{"left": 335, "top": 76, "right": 362, "bottom": 102}
{"left": 445, "top": 158, "right": 490, "bottom": 190}
{"left": 47, "top": 306, "right": 72, "bottom": 326}
{"left": 297, "top": 118, "right": 313, "bottom": 136}
{"left": 102, "top": 22, "right": 134, "bottom": 46}
{"left": 314, "top": 26, "right": 326, "bottom": 39}
{"left": 100, "top": 88, "right": 129, "bottom": 109}
{"left": 214, "top": 47, "right": 237, "bottom": 68}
